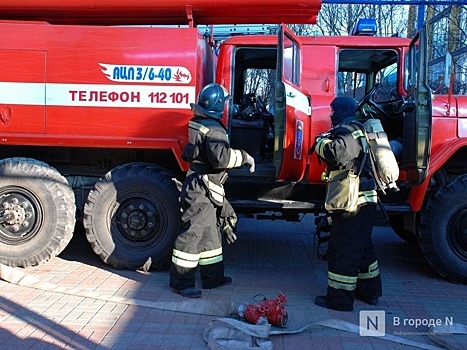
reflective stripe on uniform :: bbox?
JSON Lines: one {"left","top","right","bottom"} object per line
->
{"left": 358, "top": 260, "right": 380, "bottom": 279}
{"left": 357, "top": 189, "right": 378, "bottom": 206}
{"left": 202, "top": 175, "right": 225, "bottom": 203}
{"left": 316, "top": 138, "right": 332, "bottom": 158}
{"left": 328, "top": 271, "right": 357, "bottom": 291}
{"left": 199, "top": 247, "right": 223, "bottom": 265}
{"left": 172, "top": 249, "right": 200, "bottom": 268}
{"left": 351, "top": 129, "right": 365, "bottom": 139}
{"left": 352, "top": 129, "right": 370, "bottom": 152}
{"left": 227, "top": 149, "right": 243, "bottom": 168}
{"left": 189, "top": 120, "right": 209, "bottom": 135}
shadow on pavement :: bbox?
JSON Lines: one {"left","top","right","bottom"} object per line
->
{"left": 0, "top": 296, "right": 106, "bottom": 349}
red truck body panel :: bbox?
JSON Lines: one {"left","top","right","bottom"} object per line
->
{"left": 0, "top": 0, "right": 321, "bottom": 25}
{"left": 409, "top": 95, "right": 467, "bottom": 211}
{"left": 0, "top": 21, "right": 219, "bottom": 168}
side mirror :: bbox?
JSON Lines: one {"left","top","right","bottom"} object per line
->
{"left": 444, "top": 52, "right": 452, "bottom": 88}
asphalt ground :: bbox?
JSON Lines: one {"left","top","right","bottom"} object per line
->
{"left": 0, "top": 214, "right": 466, "bottom": 350}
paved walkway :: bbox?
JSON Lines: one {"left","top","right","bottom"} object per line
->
{"left": 0, "top": 214, "right": 465, "bottom": 349}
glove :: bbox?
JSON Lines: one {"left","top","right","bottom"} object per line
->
{"left": 223, "top": 224, "right": 237, "bottom": 244}
{"left": 243, "top": 152, "right": 255, "bottom": 173}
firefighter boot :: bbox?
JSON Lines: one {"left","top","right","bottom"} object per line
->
{"left": 201, "top": 262, "right": 232, "bottom": 289}
{"left": 354, "top": 291, "right": 379, "bottom": 305}
{"left": 171, "top": 287, "right": 202, "bottom": 298}
{"left": 355, "top": 261, "right": 382, "bottom": 305}
{"left": 314, "top": 286, "right": 354, "bottom": 312}
{"left": 314, "top": 295, "right": 353, "bottom": 312}
{"left": 203, "top": 276, "right": 232, "bottom": 289}
{"left": 169, "top": 263, "right": 202, "bottom": 298}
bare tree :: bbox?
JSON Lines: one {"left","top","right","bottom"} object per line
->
{"left": 290, "top": 4, "right": 466, "bottom": 95}
{"left": 311, "top": 4, "right": 408, "bottom": 37}
{"left": 427, "top": 5, "right": 467, "bottom": 94}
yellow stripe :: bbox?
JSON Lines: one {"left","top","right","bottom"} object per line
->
{"left": 316, "top": 138, "right": 331, "bottom": 158}
{"left": 189, "top": 120, "right": 209, "bottom": 135}
{"left": 173, "top": 249, "right": 200, "bottom": 261}
{"left": 202, "top": 175, "right": 225, "bottom": 203}
{"left": 172, "top": 256, "right": 199, "bottom": 268}
{"left": 199, "top": 247, "right": 223, "bottom": 266}
{"left": 328, "top": 271, "right": 358, "bottom": 284}
{"left": 358, "top": 261, "right": 380, "bottom": 279}
{"left": 328, "top": 271, "right": 357, "bottom": 290}
{"left": 199, "top": 255, "right": 223, "bottom": 265}
{"left": 199, "top": 247, "right": 223, "bottom": 259}
{"left": 352, "top": 129, "right": 365, "bottom": 139}
{"left": 227, "top": 149, "right": 243, "bottom": 168}
{"left": 172, "top": 249, "right": 200, "bottom": 268}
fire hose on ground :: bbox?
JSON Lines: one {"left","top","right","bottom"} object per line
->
{"left": 0, "top": 263, "right": 465, "bottom": 350}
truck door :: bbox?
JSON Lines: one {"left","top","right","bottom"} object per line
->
{"left": 274, "top": 25, "right": 311, "bottom": 180}
{"left": 403, "top": 25, "right": 432, "bottom": 184}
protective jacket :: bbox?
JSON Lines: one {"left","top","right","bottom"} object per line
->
{"left": 169, "top": 106, "right": 250, "bottom": 290}
{"left": 181, "top": 105, "right": 250, "bottom": 206}
{"left": 314, "top": 109, "right": 382, "bottom": 309}
{"left": 316, "top": 121, "right": 377, "bottom": 207}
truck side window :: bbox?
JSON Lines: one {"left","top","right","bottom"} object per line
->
{"left": 283, "top": 34, "right": 299, "bottom": 85}
{"left": 242, "top": 68, "right": 276, "bottom": 108}
{"left": 337, "top": 71, "right": 366, "bottom": 100}
{"left": 337, "top": 49, "right": 399, "bottom": 103}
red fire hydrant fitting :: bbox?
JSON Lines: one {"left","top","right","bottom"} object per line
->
{"left": 237, "top": 292, "right": 288, "bottom": 328}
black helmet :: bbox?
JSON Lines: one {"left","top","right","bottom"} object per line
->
{"left": 196, "top": 83, "right": 230, "bottom": 119}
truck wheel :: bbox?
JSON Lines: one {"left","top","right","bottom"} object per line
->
{"left": 0, "top": 158, "right": 76, "bottom": 267}
{"left": 83, "top": 163, "right": 181, "bottom": 270}
{"left": 419, "top": 174, "right": 467, "bottom": 283}
{"left": 388, "top": 213, "right": 418, "bottom": 245}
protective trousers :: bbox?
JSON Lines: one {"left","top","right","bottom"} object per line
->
{"left": 169, "top": 174, "right": 226, "bottom": 290}
{"left": 326, "top": 204, "right": 382, "bottom": 308}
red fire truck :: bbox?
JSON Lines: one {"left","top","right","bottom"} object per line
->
{"left": 0, "top": 0, "right": 465, "bottom": 283}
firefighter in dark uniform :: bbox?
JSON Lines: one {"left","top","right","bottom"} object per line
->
{"left": 313, "top": 96, "right": 382, "bottom": 311}
{"left": 169, "top": 83, "right": 255, "bottom": 298}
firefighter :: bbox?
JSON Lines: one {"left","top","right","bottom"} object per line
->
{"left": 313, "top": 96, "right": 382, "bottom": 311}
{"left": 169, "top": 83, "right": 255, "bottom": 298}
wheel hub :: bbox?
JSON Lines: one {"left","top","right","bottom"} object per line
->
{"left": 0, "top": 193, "right": 36, "bottom": 241}
{"left": 118, "top": 199, "right": 159, "bottom": 240}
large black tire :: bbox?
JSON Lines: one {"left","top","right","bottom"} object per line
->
{"left": 83, "top": 162, "right": 181, "bottom": 270}
{"left": 0, "top": 158, "right": 76, "bottom": 267}
{"left": 419, "top": 175, "right": 467, "bottom": 284}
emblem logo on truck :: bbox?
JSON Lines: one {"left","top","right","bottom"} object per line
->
{"left": 100, "top": 63, "right": 192, "bottom": 84}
